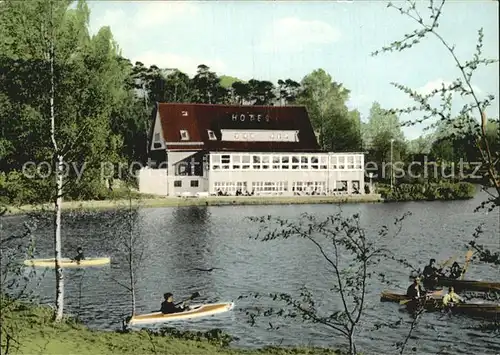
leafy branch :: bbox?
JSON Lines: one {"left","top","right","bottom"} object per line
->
{"left": 373, "top": 0, "right": 500, "bottom": 211}
{"left": 0, "top": 216, "right": 47, "bottom": 354}
{"left": 241, "top": 211, "right": 411, "bottom": 354}
{"left": 106, "top": 184, "right": 145, "bottom": 327}
{"left": 395, "top": 306, "right": 426, "bottom": 355}
{"left": 467, "top": 224, "right": 500, "bottom": 266}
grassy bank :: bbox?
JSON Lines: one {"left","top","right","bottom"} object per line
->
{"left": 4, "top": 194, "right": 384, "bottom": 215}
{"left": 1, "top": 300, "right": 339, "bottom": 355}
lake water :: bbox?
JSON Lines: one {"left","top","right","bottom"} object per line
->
{"left": 1, "top": 190, "right": 499, "bottom": 355}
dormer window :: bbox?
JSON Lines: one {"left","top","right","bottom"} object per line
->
{"left": 207, "top": 130, "right": 216, "bottom": 140}
{"left": 180, "top": 130, "right": 189, "bottom": 140}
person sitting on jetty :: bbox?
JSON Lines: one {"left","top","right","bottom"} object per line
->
{"left": 72, "top": 247, "right": 85, "bottom": 263}
{"left": 448, "top": 262, "right": 462, "bottom": 279}
{"left": 406, "top": 277, "right": 425, "bottom": 300}
{"left": 160, "top": 292, "right": 185, "bottom": 314}
{"left": 442, "top": 286, "right": 463, "bottom": 307}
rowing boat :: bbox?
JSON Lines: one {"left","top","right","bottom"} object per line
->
{"left": 409, "top": 275, "right": 500, "bottom": 292}
{"left": 23, "top": 257, "right": 111, "bottom": 268}
{"left": 380, "top": 291, "right": 499, "bottom": 317}
{"left": 128, "top": 302, "right": 234, "bottom": 326}
{"left": 434, "top": 277, "right": 500, "bottom": 292}
{"left": 380, "top": 291, "right": 442, "bottom": 303}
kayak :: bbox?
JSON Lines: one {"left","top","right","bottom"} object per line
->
{"left": 23, "top": 257, "right": 110, "bottom": 268}
{"left": 128, "top": 302, "right": 234, "bottom": 326}
{"left": 380, "top": 291, "right": 499, "bottom": 318}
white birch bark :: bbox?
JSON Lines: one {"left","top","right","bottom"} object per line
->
{"left": 48, "top": 0, "right": 64, "bottom": 321}
{"left": 128, "top": 193, "right": 136, "bottom": 316}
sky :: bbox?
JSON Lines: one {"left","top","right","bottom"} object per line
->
{"left": 87, "top": 0, "right": 499, "bottom": 140}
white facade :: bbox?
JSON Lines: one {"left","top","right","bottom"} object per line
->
{"left": 138, "top": 151, "right": 365, "bottom": 197}
{"left": 208, "top": 152, "right": 364, "bottom": 196}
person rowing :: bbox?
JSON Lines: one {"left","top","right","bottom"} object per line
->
{"left": 406, "top": 277, "right": 425, "bottom": 300}
{"left": 448, "top": 262, "right": 462, "bottom": 279}
{"left": 160, "top": 292, "right": 186, "bottom": 314}
{"left": 422, "top": 258, "right": 444, "bottom": 289}
{"left": 405, "top": 277, "right": 428, "bottom": 312}
{"left": 442, "top": 286, "right": 463, "bottom": 307}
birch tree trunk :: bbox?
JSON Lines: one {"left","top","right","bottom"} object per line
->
{"left": 129, "top": 247, "right": 136, "bottom": 316}
{"left": 128, "top": 212, "right": 136, "bottom": 316}
{"left": 53, "top": 154, "right": 64, "bottom": 321}
{"left": 48, "top": 1, "right": 64, "bottom": 321}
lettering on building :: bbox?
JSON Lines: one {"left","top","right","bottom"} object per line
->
{"left": 230, "top": 113, "right": 271, "bottom": 123}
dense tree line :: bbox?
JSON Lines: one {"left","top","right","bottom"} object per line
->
{"left": 0, "top": 0, "right": 498, "bottom": 205}
{"left": 361, "top": 101, "right": 499, "bottom": 184}
{"left": 0, "top": 0, "right": 361, "bottom": 204}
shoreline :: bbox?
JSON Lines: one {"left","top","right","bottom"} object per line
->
{"left": 3, "top": 194, "right": 384, "bottom": 215}
{"left": 2, "top": 299, "right": 341, "bottom": 355}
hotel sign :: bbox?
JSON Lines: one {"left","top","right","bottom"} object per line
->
{"left": 229, "top": 112, "right": 271, "bottom": 123}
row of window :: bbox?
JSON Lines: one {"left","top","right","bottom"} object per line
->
{"left": 210, "top": 154, "right": 362, "bottom": 165}
{"left": 210, "top": 155, "right": 362, "bottom": 170}
{"left": 213, "top": 181, "right": 247, "bottom": 192}
{"left": 211, "top": 163, "right": 362, "bottom": 170}
{"left": 252, "top": 181, "right": 288, "bottom": 192}
{"left": 293, "top": 181, "right": 326, "bottom": 192}
{"left": 180, "top": 129, "right": 218, "bottom": 141}
{"left": 174, "top": 180, "right": 199, "bottom": 187}
{"left": 177, "top": 129, "right": 207, "bottom": 141}
{"left": 172, "top": 179, "right": 361, "bottom": 191}
{"left": 210, "top": 180, "right": 361, "bottom": 192}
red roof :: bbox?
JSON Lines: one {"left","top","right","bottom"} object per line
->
{"left": 154, "top": 103, "right": 321, "bottom": 152}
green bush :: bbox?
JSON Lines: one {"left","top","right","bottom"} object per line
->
{"left": 0, "top": 170, "right": 52, "bottom": 205}
{"left": 0, "top": 167, "right": 143, "bottom": 205}
{"left": 376, "top": 181, "right": 476, "bottom": 202}
{"left": 152, "top": 327, "right": 235, "bottom": 348}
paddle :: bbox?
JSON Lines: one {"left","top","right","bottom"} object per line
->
{"left": 460, "top": 250, "right": 474, "bottom": 280}
{"left": 400, "top": 289, "right": 443, "bottom": 305}
{"left": 439, "top": 255, "right": 457, "bottom": 269}
{"left": 175, "top": 291, "right": 200, "bottom": 307}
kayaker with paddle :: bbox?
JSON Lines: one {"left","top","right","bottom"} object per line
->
{"left": 160, "top": 292, "right": 186, "bottom": 314}
{"left": 72, "top": 247, "right": 85, "bottom": 263}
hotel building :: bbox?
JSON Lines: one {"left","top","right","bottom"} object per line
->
{"left": 139, "top": 103, "right": 365, "bottom": 197}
